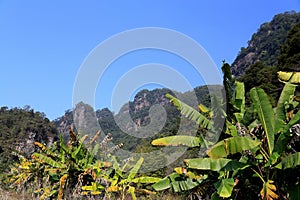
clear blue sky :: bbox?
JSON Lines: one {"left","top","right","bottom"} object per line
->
{"left": 0, "top": 1, "right": 299, "bottom": 120}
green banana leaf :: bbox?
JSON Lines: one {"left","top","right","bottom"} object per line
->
{"left": 275, "top": 152, "right": 300, "bottom": 169}
{"left": 250, "top": 87, "right": 275, "bottom": 154}
{"left": 131, "top": 176, "right": 162, "bottom": 184}
{"left": 184, "top": 157, "right": 249, "bottom": 171}
{"left": 214, "top": 178, "right": 234, "bottom": 198}
{"left": 275, "top": 110, "right": 300, "bottom": 153}
{"left": 274, "top": 83, "right": 296, "bottom": 133}
{"left": 127, "top": 157, "right": 144, "bottom": 182}
{"left": 151, "top": 135, "right": 202, "bottom": 147}
{"left": 152, "top": 173, "right": 206, "bottom": 192}
{"left": 233, "top": 81, "right": 245, "bottom": 122}
{"left": 152, "top": 176, "right": 171, "bottom": 191}
{"left": 166, "top": 94, "right": 212, "bottom": 129}
{"left": 33, "top": 153, "right": 67, "bottom": 169}
{"left": 206, "top": 136, "right": 261, "bottom": 159}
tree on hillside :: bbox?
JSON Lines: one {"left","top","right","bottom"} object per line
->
{"left": 278, "top": 22, "right": 300, "bottom": 71}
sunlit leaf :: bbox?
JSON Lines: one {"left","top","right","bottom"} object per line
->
{"left": 131, "top": 176, "right": 161, "bottom": 184}
{"left": 278, "top": 71, "right": 300, "bottom": 84}
{"left": 151, "top": 135, "right": 202, "bottom": 147}
{"left": 214, "top": 178, "right": 234, "bottom": 198}
{"left": 127, "top": 157, "right": 144, "bottom": 182}
{"left": 206, "top": 136, "right": 260, "bottom": 158}
{"left": 250, "top": 87, "right": 275, "bottom": 154}
{"left": 166, "top": 94, "right": 212, "bottom": 129}
{"left": 184, "top": 157, "right": 249, "bottom": 171}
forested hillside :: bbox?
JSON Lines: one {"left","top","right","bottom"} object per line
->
{"left": 0, "top": 106, "right": 58, "bottom": 174}
{"left": 231, "top": 11, "right": 300, "bottom": 77}
{"left": 233, "top": 11, "right": 300, "bottom": 106}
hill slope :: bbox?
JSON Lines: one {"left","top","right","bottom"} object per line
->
{"left": 231, "top": 11, "right": 300, "bottom": 77}
{"left": 0, "top": 106, "right": 58, "bottom": 174}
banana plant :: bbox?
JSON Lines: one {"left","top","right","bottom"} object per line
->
{"left": 152, "top": 66, "right": 300, "bottom": 199}
{"left": 9, "top": 128, "right": 123, "bottom": 200}
{"left": 81, "top": 156, "right": 160, "bottom": 200}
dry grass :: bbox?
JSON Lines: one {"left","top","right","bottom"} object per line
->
{"left": 0, "top": 188, "right": 34, "bottom": 200}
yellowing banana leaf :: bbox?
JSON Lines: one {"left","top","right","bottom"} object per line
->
{"left": 82, "top": 182, "right": 104, "bottom": 192}
{"left": 260, "top": 180, "right": 278, "bottom": 200}
{"left": 58, "top": 174, "right": 68, "bottom": 200}
{"left": 136, "top": 188, "right": 156, "bottom": 195}
{"left": 206, "top": 136, "right": 261, "bottom": 159}
{"left": 127, "top": 186, "right": 137, "bottom": 200}
{"left": 198, "top": 104, "right": 213, "bottom": 118}
{"left": 131, "top": 176, "right": 161, "bottom": 184}
{"left": 278, "top": 71, "right": 300, "bottom": 84}
{"left": 106, "top": 185, "right": 120, "bottom": 192}
{"left": 214, "top": 178, "right": 234, "bottom": 198}
{"left": 151, "top": 135, "right": 202, "bottom": 147}
{"left": 275, "top": 152, "right": 300, "bottom": 169}
{"left": 127, "top": 157, "right": 144, "bottom": 182}
{"left": 250, "top": 87, "right": 275, "bottom": 154}
{"left": 33, "top": 153, "right": 67, "bottom": 169}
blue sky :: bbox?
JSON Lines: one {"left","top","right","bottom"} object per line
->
{"left": 0, "top": 1, "right": 300, "bottom": 120}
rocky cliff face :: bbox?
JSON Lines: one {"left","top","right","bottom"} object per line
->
{"left": 231, "top": 11, "right": 300, "bottom": 77}
{"left": 0, "top": 107, "right": 58, "bottom": 173}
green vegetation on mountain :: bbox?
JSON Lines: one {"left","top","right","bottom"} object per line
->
{"left": 231, "top": 11, "right": 300, "bottom": 77}
{"left": 152, "top": 63, "right": 300, "bottom": 199}
{"left": 0, "top": 106, "right": 58, "bottom": 175}
{"left": 236, "top": 12, "right": 300, "bottom": 106}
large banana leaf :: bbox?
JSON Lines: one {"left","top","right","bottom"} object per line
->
{"left": 278, "top": 71, "right": 300, "bottom": 84}
{"left": 275, "top": 152, "right": 300, "bottom": 169}
{"left": 274, "top": 83, "right": 296, "bottom": 133}
{"left": 166, "top": 94, "right": 212, "bottom": 129}
{"left": 275, "top": 111, "right": 300, "bottom": 153}
{"left": 250, "top": 87, "right": 275, "bottom": 154}
{"left": 184, "top": 157, "right": 249, "bottom": 171}
{"left": 152, "top": 172, "right": 205, "bottom": 192}
{"left": 152, "top": 176, "right": 171, "bottom": 191}
{"left": 260, "top": 180, "right": 278, "bottom": 200}
{"left": 127, "top": 157, "right": 144, "bottom": 182}
{"left": 233, "top": 81, "right": 245, "bottom": 122}
{"left": 151, "top": 135, "right": 202, "bottom": 147}
{"left": 33, "top": 153, "right": 67, "bottom": 169}
{"left": 131, "top": 176, "right": 161, "bottom": 183}
{"left": 214, "top": 178, "right": 234, "bottom": 198}
{"left": 206, "top": 136, "right": 261, "bottom": 159}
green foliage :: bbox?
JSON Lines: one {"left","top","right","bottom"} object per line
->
{"left": 232, "top": 11, "right": 300, "bottom": 77}
{"left": 206, "top": 136, "right": 261, "bottom": 158}
{"left": 7, "top": 128, "right": 158, "bottom": 199}
{"left": 278, "top": 22, "right": 300, "bottom": 71}
{"left": 151, "top": 135, "right": 202, "bottom": 148}
{"left": 165, "top": 93, "right": 212, "bottom": 129}
{"left": 0, "top": 106, "right": 58, "bottom": 175}
{"left": 184, "top": 158, "right": 249, "bottom": 171}
{"left": 275, "top": 152, "right": 300, "bottom": 169}
{"left": 250, "top": 87, "right": 275, "bottom": 154}
{"left": 152, "top": 65, "right": 300, "bottom": 199}
{"left": 214, "top": 178, "right": 234, "bottom": 198}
